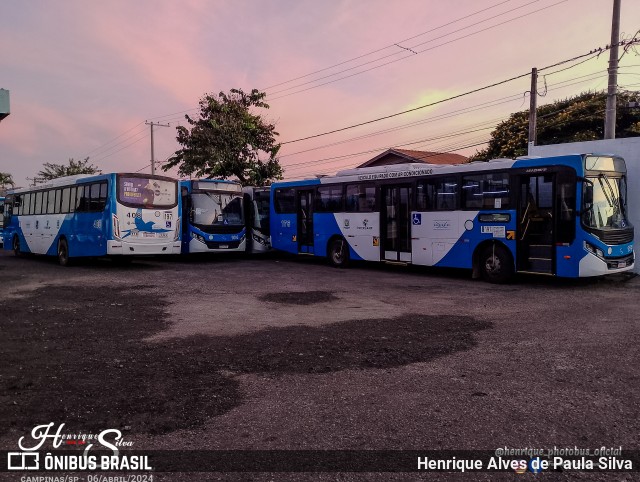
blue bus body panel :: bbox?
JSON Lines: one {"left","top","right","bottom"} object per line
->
{"left": 433, "top": 210, "right": 518, "bottom": 270}
{"left": 3, "top": 172, "right": 182, "bottom": 258}
{"left": 269, "top": 154, "right": 634, "bottom": 278}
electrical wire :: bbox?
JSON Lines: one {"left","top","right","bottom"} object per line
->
{"left": 267, "top": 0, "right": 546, "bottom": 97}
{"left": 279, "top": 38, "right": 638, "bottom": 145}
{"left": 261, "top": 0, "right": 517, "bottom": 91}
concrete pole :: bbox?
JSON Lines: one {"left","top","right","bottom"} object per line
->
{"left": 529, "top": 67, "right": 538, "bottom": 146}
{"left": 150, "top": 122, "right": 155, "bottom": 175}
{"left": 604, "top": 0, "right": 621, "bottom": 139}
{"left": 145, "top": 121, "right": 170, "bottom": 175}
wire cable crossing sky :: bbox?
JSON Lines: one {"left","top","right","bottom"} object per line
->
{"left": 0, "top": 0, "right": 638, "bottom": 185}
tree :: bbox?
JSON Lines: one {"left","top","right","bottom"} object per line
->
{"left": 470, "top": 91, "right": 640, "bottom": 161}
{"left": 37, "top": 157, "right": 101, "bottom": 181}
{"left": 163, "top": 88, "right": 283, "bottom": 186}
{"left": 0, "top": 172, "right": 14, "bottom": 195}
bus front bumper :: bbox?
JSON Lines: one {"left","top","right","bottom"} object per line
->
{"left": 107, "top": 240, "right": 182, "bottom": 256}
{"left": 579, "top": 251, "right": 635, "bottom": 277}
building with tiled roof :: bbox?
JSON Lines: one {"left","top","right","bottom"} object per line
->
{"left": 357, "top": 148, "right": 468, "bottom": 168}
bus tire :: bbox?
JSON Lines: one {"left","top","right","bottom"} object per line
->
{"left": 479, "top": 243, "right": 513, "bottom": 283}
{"left": 328, "top": 237, "right": 349, "bottom": 268}
{"left": 12, "top": 235, "right": 21, "bottom": 257}
{"left": 57, "top": 238, "right": 71, "bottom": 267}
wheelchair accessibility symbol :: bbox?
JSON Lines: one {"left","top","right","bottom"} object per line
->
{"left": 412, "top": 213, "right": 422, "bottom": 225}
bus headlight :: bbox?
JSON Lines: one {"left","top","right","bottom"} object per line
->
{"left": 584, "top": 241, "right": 604, "bottom": 259}
{"left": 191, "top": 231, "right": 206, "bottom": 244}
{"left": 253, "top": 233, "right": 267, "bottom": 245}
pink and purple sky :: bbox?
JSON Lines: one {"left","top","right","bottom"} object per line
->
{"left": 1, "top": 0, "right": 639, "bottom": 187}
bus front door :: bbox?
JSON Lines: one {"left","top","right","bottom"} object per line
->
{"left": 382, "top": 184, "right": 412, "bottom": 262}
{"left": 297, "top": 189, "right": 314, "bottom": 254}
{"left": 517, "top": 174, "right": 555, "bottom": 274}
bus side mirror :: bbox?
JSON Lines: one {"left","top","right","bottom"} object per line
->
{"left": 584, "top": 183, "right": 593, "bottom": 206}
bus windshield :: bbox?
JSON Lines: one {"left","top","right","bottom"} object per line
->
{"left": 118, "top": 176, "right": 177, "bottom": 208}
{"left": 253, "top": 190, "right": 270, "bottom": 233}
{"left": 583, "top": 175, "right": 629, "bottom": 229}
{"left": 192, "top": 191, "right": 244, "bottom": 226}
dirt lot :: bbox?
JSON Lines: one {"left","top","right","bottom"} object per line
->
{"left": 1, "top": 250, "right": 639, "bottom": 481}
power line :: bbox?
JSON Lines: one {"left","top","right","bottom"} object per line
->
{"left": 82, "top": 122, "right": 145, "bottom": 159}
{"left": 89, "top": 2, "right": 568, "bottom": 162}
{"left": 279, "top": 38, "right": 638, "bottom": 146}
{"left": 92, "top": 131, "right": 149, "bottom": 164}
{"left": 267, "top": 0, "right": 546, "bottom": 97}
{"left": 279, "top": 69, "right": 605, "bottom": 161}
{"left": 269, "top": 0, "right": 567, "bottom": 101}
{"left": 261, "top": 0, "right": 517, "bottom": 91}
{"left": 283, "top": 121, "right": 500, "bottom": 172}
{"left": 284, "top": 73, "right": 615, "bottom": 178}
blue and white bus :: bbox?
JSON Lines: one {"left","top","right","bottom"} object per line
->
{"left": 243, "top": 186, "right": 271, "bottom": 253}
{"left": 2, "top": 173, "right": 181, "bottom": 265}
{"left": 270, "top": 154, "right": 634, "bottom": 282}
{"left": 179, "top": 179, "right": 246, "bottom": 253}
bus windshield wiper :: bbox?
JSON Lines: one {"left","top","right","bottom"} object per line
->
{"left": 597, "top": 176, "right": 614, "bottom": 209}
{"left": 601, "top": 173, "right": 623, "bottom": 216}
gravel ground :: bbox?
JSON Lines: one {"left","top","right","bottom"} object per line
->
{"left": 1, "top": 250, "right": 639, "bottom": 481}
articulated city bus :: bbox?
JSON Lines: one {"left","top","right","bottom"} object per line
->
{"left": 270, "top": 154, "right": 633, "bottom": 282}
{"left": 179, "top": 179, "right": 246, "bottom": 253}
{"left": 2, "top": 173, "right": 181, "bottom": 265}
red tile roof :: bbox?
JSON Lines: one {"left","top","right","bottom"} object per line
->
{"left": 357, "top": 148, "right": 468, "bottom": 168}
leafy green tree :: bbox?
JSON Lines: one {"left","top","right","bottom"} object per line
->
{"left": 164, "top": 88, "right": 283, "bottom": 186}
{"left": 0, "top": 172, "right": 14, "bottom": 195}
{"left": 37, "top": 157, "right": 101, "bottom": 181}
{"left": 470, "top": 91, "right": 640, "bottom": 161}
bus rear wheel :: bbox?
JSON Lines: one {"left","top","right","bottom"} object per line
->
{"left": 479, "top": 244, "right": 513, "bottom": 283}
{"left": 57, "top": 239, "right": 71, "bottom": 267}
{"left": 12, "top": 236, "right": 21, "bottom": 257}
{"left": 329, "top": 237, "right": 349, "bottom": 268}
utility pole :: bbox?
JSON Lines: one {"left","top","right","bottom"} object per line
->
{"left": 145, "top": 121, "right": 170, "bottom": 175}
{"left": 604, "top": 0, "right": 621, "bottom": 139}
{"left": 529, "top": 67, "right": 538, "bottom": 148}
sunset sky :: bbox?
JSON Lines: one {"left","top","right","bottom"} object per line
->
{"left": 1, "top": 0, "right": 639, "bottom": 187}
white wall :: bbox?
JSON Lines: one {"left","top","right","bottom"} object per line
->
{"left": 529, "top": 138, "right": 640, "bottom": 272}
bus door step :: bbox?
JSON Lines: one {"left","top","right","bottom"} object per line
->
{"left": 528, "top": 257, "right": 553, "bottom": 273}
{"left": 383, "top": 260, "right": 408, "bottom": 266}
{"left": 517, "top": 270, "right": 556, "bottom": 277}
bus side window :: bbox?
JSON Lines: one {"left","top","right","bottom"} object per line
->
{"left": 34, "top": 192, "right": 43, "bottom": 215}
{"left": 14, "top": 194, "right": 22, "bottom": 216}
{"left": 436, "top": 178, "right": 459, "bottom": 210}
{"left": 346, "top": 184, "right": 375, "bottom": 212}
{"left": 98, "top": 182, "right": 108, "bottom": 210}
{"left": 316, "top": 185, "right": 344, "bottom": 212}
{"left": 416, "top": 181, "right": 434, "bottom": 211}
{"left": 75, "top": 186, "right": 88, "bottom": 212}
{"left": 54, "top": 189, "right": 61, "bottom": 214}
{"left": 274, "top": 189, "right": 296, "bottom": 214}
{"left": 61, "top": 188, "right": 71, "bottom": 214}
{"left": 47, "top": 189, "right": 56, "bottom": 214}
{"left": 69, "top": 187, "right": 77, "bottom": 213}
{"left": 90, "top": 183, "right": 102, "bottom": 211}
{"left": 23, "top": 193, "right": 31, "bottom": 215}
